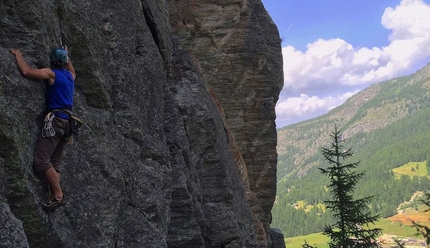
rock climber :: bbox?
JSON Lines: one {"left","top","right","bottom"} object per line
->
{"left": 11, "top": 45, "right": 76, "bottom": 211}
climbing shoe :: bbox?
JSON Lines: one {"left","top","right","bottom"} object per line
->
{"left": 42, "top": 197, "right": 66, "bottom": 211}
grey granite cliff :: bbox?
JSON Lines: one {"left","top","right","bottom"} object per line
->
{"left": 0, "top": 0, "right": 284, "bottom": 247}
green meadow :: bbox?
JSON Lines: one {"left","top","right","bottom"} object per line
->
{"left": 284, "top": 232, "right": 329, "bottom": 248}
{"left": 284, "top": 218, "right": 420, "bottom": 248}
{"left": 392, "top": 161, "right": 428, "bottom": 178}
{"left": 279, "top": 161, "right": 430, "bottom": 247}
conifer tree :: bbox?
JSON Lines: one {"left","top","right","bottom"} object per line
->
{"left": 319, "top": 126, "right": 381, "bottom": 247}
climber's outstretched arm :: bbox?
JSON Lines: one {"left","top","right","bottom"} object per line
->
{"left": 10, "top": 49, "right": 55, "bottom": 83}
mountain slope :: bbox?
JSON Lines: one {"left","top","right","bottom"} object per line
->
{"left": 273, "top": 62, "right": 430, "bottom": 237}
{"left": 277, "top": 62, "right": 430, "bottom": 179}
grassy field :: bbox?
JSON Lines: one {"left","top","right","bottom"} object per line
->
{"left": 392, "top": 161, "right": 428, "bottom": 178}
{"left": 282, "top": 161, "right": 429, "bottom": 247}
{"left": 284, "top": 220, "right": 418, "bottom": 248}
{"left": 284, "top": 213, "right": 429, "bottom": 248}
{"left": 370, "top": 218, "right": 421, "bottom": 237}
{"left": 285, "top": 232, "right": 329, "bottom": 248}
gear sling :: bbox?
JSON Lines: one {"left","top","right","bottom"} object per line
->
{"left": 42, "top": 109, "right": 83, "bottom": 138}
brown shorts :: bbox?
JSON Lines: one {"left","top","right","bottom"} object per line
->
{"left": 33, "top": 117, "right": 72, "bottom": 173}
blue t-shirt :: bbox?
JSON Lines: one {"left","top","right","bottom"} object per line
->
{"left": 46, "top": 69, "right": 74, "bottom": 119}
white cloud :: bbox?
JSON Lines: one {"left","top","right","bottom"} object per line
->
{"left": 382, "top": 0, "right": 430, "bottom": 41}
{"left": 276, "top": 90, "right": 359, "bottom": 127}
{"left": 277, "top": 0, "right": 430, "bottom": 127}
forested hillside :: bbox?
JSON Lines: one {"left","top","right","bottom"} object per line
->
{"left": 273, "top": 62, "right": 430, "bottom": 238}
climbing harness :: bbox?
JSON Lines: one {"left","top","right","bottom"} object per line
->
{"left": 42, "top": 109, "right": 83, "bottom": 138}
{"left": 51, "top": 109, "right": 83, "bottom": 136}
{"left": 42, "top": 113, "right": 56, "bottom": 138}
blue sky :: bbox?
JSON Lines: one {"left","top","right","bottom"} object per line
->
{"left": 261, "top": 0, "right": 430, "bottom": 128}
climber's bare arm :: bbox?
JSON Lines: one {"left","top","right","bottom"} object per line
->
{"left": 10, "top": 49, "right": 55, "bottom": 85}
{"left": 63, "top": 45, "right": 76, "bottom": 80}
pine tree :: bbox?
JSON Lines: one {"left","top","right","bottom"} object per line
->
{"left": 319, "top": 126, "right": 382, "bottom": 248}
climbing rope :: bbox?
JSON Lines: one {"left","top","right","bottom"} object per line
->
{"left": 42, "top": 113, "right": 56, "bottom": 138}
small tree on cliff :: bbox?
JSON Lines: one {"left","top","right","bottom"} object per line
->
{"left": 319, "top": 126, "right": 381, "bottom": 248}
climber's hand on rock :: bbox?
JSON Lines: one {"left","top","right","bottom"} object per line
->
{"left": 10, "top": 49, "right": 22, "bottom": 56}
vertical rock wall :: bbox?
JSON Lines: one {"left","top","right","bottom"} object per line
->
{"left": 169, "top": 0, "right": 284, "bottom": 245}
{"left": 0, "top": 0, "right": 283, "bottom": 247}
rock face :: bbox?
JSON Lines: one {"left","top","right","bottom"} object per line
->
{"left": 269, "top": 228, "right": 286, "bottom": 248}
{"left": 0, "top": 0, "right": 283, "bottom": 247}
{"left": 169, "top": 0, "right": 283, "bottom": 244}
{"left": 0, "top": 203, "right": 29, "bottom": 248}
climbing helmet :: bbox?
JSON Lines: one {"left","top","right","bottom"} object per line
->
{"left": 49, "top": 48, "right": 68, "bottom": 65}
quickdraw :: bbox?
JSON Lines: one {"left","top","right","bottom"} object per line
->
{"left": 42, "top": 113, "right": 56, "bottom": 138}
